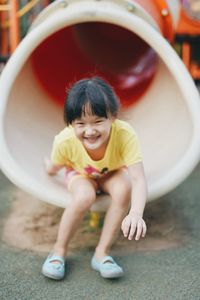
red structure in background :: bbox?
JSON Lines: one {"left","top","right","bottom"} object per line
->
{"left": 30, "top": 0, "right": 175, "bottom": 108}
{"left": 175, "top": 0, "right": 200, "bottom": 81}
{"left": 31, "top": 23, "right": 158, "bottom": 108}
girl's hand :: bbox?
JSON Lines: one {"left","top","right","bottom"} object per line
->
{"left": 121, "top": 212, "right": 147, "bottom": 241}
{"left": 44, "top": 157, "right": 57, "bottom": 175}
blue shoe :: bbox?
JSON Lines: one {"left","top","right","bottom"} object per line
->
{"left": 91, "top": 255, "right": 124, "bottom": 278}
{"left": 42, "top": 253, "right": 65, "bottom": 280}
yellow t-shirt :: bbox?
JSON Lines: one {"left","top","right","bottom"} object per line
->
{"left": 51, "top": 119, "right": 142, "bottom": 179}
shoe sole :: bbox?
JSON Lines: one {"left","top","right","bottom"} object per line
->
{"left": 42, "top": 269, "right": 64, "bottom": 280}
{"left": 91, "top": 265, "right": 124, "bottom": 279}
{"left": 100, "top": 271, "right": 124, "bottom": 279}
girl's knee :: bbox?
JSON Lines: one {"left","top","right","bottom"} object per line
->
{"left": 73, "top": 188, "right": 96, "bottom": 212}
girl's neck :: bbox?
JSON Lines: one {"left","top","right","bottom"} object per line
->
{"left": 85, "top": 142, "right": 108, "bottom": 161}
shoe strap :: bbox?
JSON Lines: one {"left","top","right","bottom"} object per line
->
{"left": 101, "top": 256, "right": 116, "bottom": 265}
{"left": 48, "top": 254, "right": 65, "bottom": 265}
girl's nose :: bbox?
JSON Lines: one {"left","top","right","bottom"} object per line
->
{"left": 85, "top": 126, "right": 95, "bottom": 135}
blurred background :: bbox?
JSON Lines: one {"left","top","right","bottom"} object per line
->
{"left": 1, "top": 0, "right": 199, "bottom": 82}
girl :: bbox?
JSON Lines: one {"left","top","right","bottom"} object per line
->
{"left": 42, "top": 77, "right": 147, "bottom": 280}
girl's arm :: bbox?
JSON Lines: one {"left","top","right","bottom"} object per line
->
{"left": 121, "top": 162, "right": 147, "bottom": 241}
{"left": 44, "top": 157, "right": 65, "bottom": 176}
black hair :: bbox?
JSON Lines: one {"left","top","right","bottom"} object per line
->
{"left": 64, "top": 77, "right": 120, "bottom": 125}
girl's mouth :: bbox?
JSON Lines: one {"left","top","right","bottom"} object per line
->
{"left": 84, "top": 135, "right": 101, "bottom": 143}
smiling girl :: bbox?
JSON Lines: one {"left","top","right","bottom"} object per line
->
{"left": 42, "top": 77, "right": 147, "bottom": 280}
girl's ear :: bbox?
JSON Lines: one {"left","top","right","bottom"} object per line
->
{"left": 107, "top": 112, "right": 117, "bottom": 123}
{"left": 110, "top": 115, "right": 117, "bottom": 122}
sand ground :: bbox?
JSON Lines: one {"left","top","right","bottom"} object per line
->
{"left": 1, "top": 161, "right": 200, "bottom": 300}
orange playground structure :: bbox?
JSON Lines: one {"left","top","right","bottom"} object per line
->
{"left": 175, "top": 0, "right": 200, "bottom": 81}
{"left": 0, "top": 0, "right": 50, "bottom": 60}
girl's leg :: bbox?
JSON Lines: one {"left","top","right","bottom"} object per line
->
{"left": 95, "top": 168, "right": 132, "bottom": 260}
{"left": 53, "top": 177, "right": 97, "bottom": 257}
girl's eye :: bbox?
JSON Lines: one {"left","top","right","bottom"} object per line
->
{"left": 95, "top": 120, "right": 103, "bottom": 124}
{"left": 76, "top": 122, "right": 84, "bottom": 126}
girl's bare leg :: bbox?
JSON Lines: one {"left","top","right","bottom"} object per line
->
{"left": 95, "top": 168, "right": 132, "bottom": 260}
{"left": 53, "top": 177, "right": 97, "bottom": 257}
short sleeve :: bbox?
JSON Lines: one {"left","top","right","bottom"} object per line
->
{"left": 120, "top": 132, "right": 142, "bottom": 166}
{"left": 51, "top": 140, "right": 71, "bottom": 166}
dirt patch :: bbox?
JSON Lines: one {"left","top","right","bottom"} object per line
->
{"left": 2, "top": 189, "right": 188, "bottom": 255}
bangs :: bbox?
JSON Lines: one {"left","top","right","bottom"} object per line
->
{"left": 83, "top": 84, "right": 110, "bottom": 118}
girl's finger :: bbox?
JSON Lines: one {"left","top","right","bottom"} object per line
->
{"left": 142, "top": 221, "right": 147, "bottom": 237}
{"left": 128, "top": 221, "right": 137, "bottom": 240}
{"left": 123, "top": 228, "right": 130, "bottom": 238}
{"left": 122, "top": 218, "right": 131, "bottom": 237}
{"left": 135, "top": 220, "right": 143, "bottom": 241}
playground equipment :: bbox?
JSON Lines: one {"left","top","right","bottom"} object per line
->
{"left": 0, "top": 0, "right": 50, "bottom": 61}
{"left": 175, "top": 0, "right": 200, "bottom": 81}
{"left": 0, "top": 0, "right": 200, "bottom": 211}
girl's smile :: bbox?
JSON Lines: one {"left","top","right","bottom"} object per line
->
{"left": 83, "top": 135, "right": 101, "bottom": 144}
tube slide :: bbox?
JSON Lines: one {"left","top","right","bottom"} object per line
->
{"left": 0, "top": 0, "right": 200, "bottom": 211}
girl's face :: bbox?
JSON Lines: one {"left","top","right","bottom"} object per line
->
{"left": 72, "top": 106, "right": 115, "bottom": 152}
